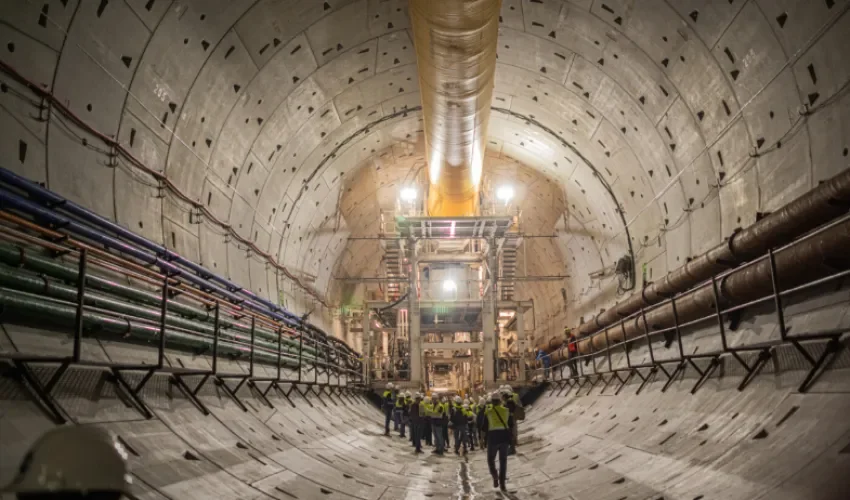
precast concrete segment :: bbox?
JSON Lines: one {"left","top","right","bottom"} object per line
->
{"left": 3, "top": 328, "right": 850, "bottom": 499}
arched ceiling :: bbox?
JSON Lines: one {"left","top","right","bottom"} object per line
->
{"left": 0, "top": 0, "right": 847, "bottom": 339}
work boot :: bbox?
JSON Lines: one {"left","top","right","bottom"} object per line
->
{"left": 492, "top": 477, "right": 499, "bottom": 489}
{"left": 499, "top": 480, "right": 507, "bottom": 492}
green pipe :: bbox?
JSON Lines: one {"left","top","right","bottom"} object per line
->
{"left": 0, "top": 243, "right": 322, "bottom": 358}
{"left": 0, "top": 264, "right": 324, "bottom": 364}
{"left": 0, "top": 286, "right": 302, "bottom": 368}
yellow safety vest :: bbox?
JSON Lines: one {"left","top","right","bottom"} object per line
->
{"left": 485, "top": 403, "right": 510, "bottom": 430}
{"left": 420, "top": 402, "right": 432, "bottom": 418}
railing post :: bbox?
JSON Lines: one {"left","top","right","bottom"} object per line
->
{"left": 276, "top": 326, "right": 283, "bottom": 381}
{"left": 249, "top": 316, "right": 255, "bottom": 377}
{"left": 212, "top": 303, "right": 220, "bottom": 374}
{"left": 157, "top": 274, "right": 169, "bottom": 369}
{"left": 710, "top": 276, "right": 729, "bottom": 351}
{"left": 73, "top": 249, "right": 88, "bottom": 363}
{"left": 605, "top": 330, "right": 612, "bottom": 372}
{"left": 640, "top": 308, "right": 655, "bottom": 364}
{"left": 621, "top": 321, "right": 631, "bottom": 368}
{"left": 670, "top": 296, "right": 685, "bottom": 360}
{"left": 297, "top": 329, "right": 304, "bottom": 382}
{"left": 767, "top": 248, "right": 788, "bottom": 341}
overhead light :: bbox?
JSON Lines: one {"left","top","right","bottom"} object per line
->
{"left": 499, "top": 311, "right": 515, "bottom": 318}
{"left": 443, "top": 279, "right": 457, "bottom": 292}
{"left": 400, "top": 187, "right": 417, "bottom": 202}
{"left": 496, "top": 185, "right": 514, "bottom": 203}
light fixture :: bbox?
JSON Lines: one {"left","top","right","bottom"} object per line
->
{"left": 442, "top": 279, "right": 457, "bottom": 292}
{"left": 400, "top": 187, "right": 417, "bottom": 202}
{"left": 496, "top": 185, "right": 514, "bottom": 203}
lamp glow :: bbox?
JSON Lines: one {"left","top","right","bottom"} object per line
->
{"left": 442, "top": 279, "right": 457, "bottom": 292}
{"left": 400, "top": 187, "right": 417, "bottom": 202}
{"left": 496, "top": 185, "right": 514, "bottom": 203}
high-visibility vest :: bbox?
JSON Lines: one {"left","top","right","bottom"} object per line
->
{"left": 485, "top": 403, "right": 510, "bottom": 430}
{"left": 421, "top": 402, "right": 433, "bottom": 418}
{"left": 395, "top": 396, "right": 405, "bottom": 408}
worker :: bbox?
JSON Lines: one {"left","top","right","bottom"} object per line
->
{"left": 464, "top": 403, "right": 476, "bottom": 451}
{"left": 566, "top": 329, "right": 579, "bottom": 377}
{"left": 2, "top": 426, "right": 133, "bottom": 499}
{"left": 476, "top": 396, "right": 488, "bottom": 448}
{"left": 421, "top": 395, "right": 433, "bottom": 447}
{"left": 410, "top": 393, "right": 424, "bottom": 453}
{"left": 430, "top": 396, "right": 446, "bottom": 454}
{"left": 441, "top": 396, "right": 450, "bottom": 448}
{"left": 501, "top": 386, "right": 521, "bottom": 455}
{"left": 483, "top": 392, "right": 513, "bottom": 491}
{"left": 396, "top": 390, "right": 410, "bottom": 438}
{"left": 536, "top": 348, "right": 551, "bottom": 379}
{"left": 382, "top": 382, "right": 395, "bottom": 436}
{"left": 406, "top": 392, "right": 415, "bottom": 444}
{"left": 450, "top": 396, "right": 468, "bottom": 455}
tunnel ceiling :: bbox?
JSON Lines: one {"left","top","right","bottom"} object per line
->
{"left": 0, "top": 0, "right": 847, "bottom": 339}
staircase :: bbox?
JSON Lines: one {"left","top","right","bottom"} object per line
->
{"left": 383, "top": 238, "right": 405, "bottom": 302}
{"left": 500, "top": 239, "right": 519, "bottom": 301}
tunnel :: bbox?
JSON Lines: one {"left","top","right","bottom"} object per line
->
{"left": 1, "top": 0, "right": 849, "bottom": 498}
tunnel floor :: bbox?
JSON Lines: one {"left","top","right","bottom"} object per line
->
{"left": 3, "top": 351, "right": 850, "bottom": 500}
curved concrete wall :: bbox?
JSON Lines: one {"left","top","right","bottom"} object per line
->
{"left": 1, "top": 0, "right": 847, "bottom": 343}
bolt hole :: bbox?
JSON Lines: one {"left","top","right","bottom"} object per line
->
{"left": 86, "top": 104, "right": 92, "bottom": 112}
{"left": 7, "top": 42, "right": 14, "bottom": 52}
{"left": 183, "top": 38, "right": 189, "bottom": 44}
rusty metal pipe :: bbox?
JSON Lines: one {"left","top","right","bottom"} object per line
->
{"left": 540, "top": 167, "right": 850, "bottom": 354}
{"left": 548, "top": 216, "right": 850, "bottom": 363}
{"left": 410, "top": 0, "right": 501, "bottom": 216}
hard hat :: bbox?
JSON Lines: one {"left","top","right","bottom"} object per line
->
{"left": 490, "top": 392, "right": 501, "bottom": 401}
{"left": 423, "top": 396, "right": 431, "bottom": 403}
{"left": 387, "top": 382, "right": 394, "bottom": 388}
{"left": 454, "top": 396, "right": 462, "bottom": 403}
{"left": 500, "top": 387, "right": 512, "bottom": 395}
{"left": 3, "top": 426, "right": 132, "bottom": 496}
{"left": 462, "top": 404, "right": 470, "bottom": 410}
{"left": 478, "top": 397, "right": 486, "bottom": 405}
{"left": 415, "top": 392, "right": 423, "bottom": 399}
{"left": 463, "top": 398, "right": 470, "bottom": 405}
{"left": 405, "top": 391, "right": 411, "bottom": 397}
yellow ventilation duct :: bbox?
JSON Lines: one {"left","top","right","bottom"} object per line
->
{"left": 409, "top": 0, "right": 501, "bottom": 217}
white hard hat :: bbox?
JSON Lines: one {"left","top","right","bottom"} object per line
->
{"left": 415, "top": 392, "right": 423, "bottom": 399}
{"left": 423, "top": 396, "right": 431, "bottom": 403}
{"left": 405, "top": 391, "right": 411, "bottom": 397}
{"left": 387, "top": 382, "right": 394, "bottom": 388}
{"left": 463, "top": 398, "right": 470, "bottom": 405}
{"left": 3, "top": 426, "right": 132, "bottom": 496}
{"left": 500, "top": 387, "right": 512, "bottom": 395}
{"left": 454, "top": 396, "right": 462, "bottom": 403}
{"left": 478, "top": 397, "right": 486, "bottom": 405}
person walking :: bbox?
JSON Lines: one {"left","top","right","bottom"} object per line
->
{"left": 536, "top": 349, "right": 551, "bottom": 379}
{"left": 566, "top": 329, "right": 579, "bottom": 377}
{"left": 431, "top": 396, "right": 446, "bottom": 455}
{"left": 409, "top": 393, "right": 424, "bottom": 453}
{"left": 382, "top": 383, "right": 395, "bottom": 436}
{"left": 441, "top": 396, "right": 450, "bottom": 449}
{"left": 450, "top": 396, "right": 468, "bottom": 455}
{"left": 483, "top": 392, "right": 513, "bottom": 491}
{"left": 422, "top": 396, "right": 433, "bottom": 447}
{"left": 464, "top": 403, "right": 476, "bottom": 451}
{"left": 501, "top": 386, "right": 521, "bottom": 455}
{"left": 476, "top": 396, "right": 488, "bottom": 449}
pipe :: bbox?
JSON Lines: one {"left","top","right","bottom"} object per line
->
{"left": 0, "top": 182, "right": 342, "bottom": 350}
{"left": 539, "top": 167, "right": 850, "bottom": 354}
{"left": 0, "top": 167, "right": 339, "bottom": 344}
{"left": 0, "top": 261, "right": 324, "bottom": 362}
{"left": 409, "top": 0, "right": 501, "bottom": 216}
{"left": 0, "top": 287, "right": 305, "bottom": 368}
{"left": 549, "top": 216, "right": 850, "bottom": 364}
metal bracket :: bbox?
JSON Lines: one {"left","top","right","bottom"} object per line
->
{"left": 614, "top": 369, "right": 634, "bottom": 396}
{"left": 110, "top": 367, "right": 156, "bottom": 419}
{"left": 687, "top": 356, "right": 720, "bottom": 395}
{"left": 9, "top": 360, "right": 69, "bottom": 424}
{"left": 729, "top": 349, "right": 772, "bottom": 391}
{"left": 169, "top": 373, "right": 211, "bottom": 416}
{"left": 792, "top": 337, "right": 843, "bottom": 393}
{"left": 659, "top": 361, "right": 686, "bottom": 392}
{"left": 214, "top": 376, "right": 249, "bottom": 412}
{"left": 633, "top": 366, "right": 658, "bottom": 395}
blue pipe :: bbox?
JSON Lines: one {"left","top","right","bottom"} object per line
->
{"left": 0, "top": 168, "right": 311, "bottom": 325}
{"left": 0, "top": 172, "right": 353, "bottom": 350}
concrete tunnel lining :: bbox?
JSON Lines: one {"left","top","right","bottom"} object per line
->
{"left": 0, "top": 0, "right": 850, "bottom": 498}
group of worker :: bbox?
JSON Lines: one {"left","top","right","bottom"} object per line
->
{"left": 381, "top": 383, "right": 522, "bottom": 491}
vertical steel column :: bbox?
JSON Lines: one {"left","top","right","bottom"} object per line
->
{"left": 212, "top": 303, "right": 220, "bottom": 373}
{"left": 408, "top": 238, "right": 422, "bottom": 387}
